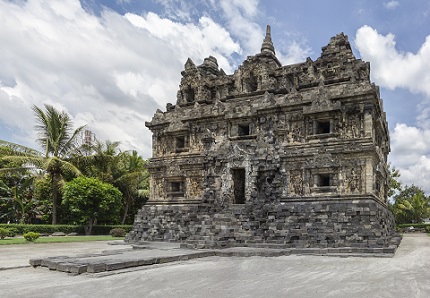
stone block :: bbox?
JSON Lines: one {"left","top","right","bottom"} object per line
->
{"left": 86, "top": 263, "right": 106, "bottom": 273}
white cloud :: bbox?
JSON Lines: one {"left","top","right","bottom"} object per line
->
{"left": 125, "top": 12, "right": 241, "bottom": 73}
{"left": 0, "top": 0, "right": 241, "bottom": 157}
{"left": 384, "top": 1, "right": 400, "bottom": 10}
{"left": 398, "top": 156, "right": 430, "bottom": 189}
{"left": 390, "top": 123, "right": 430, "bottom": 193}
{"left": 355, "top": 25, "right": 430, "bottom": 193}
{"left": 355, "top": 25, "right": 430, "bottom": 97}
{"left": 218, "top": 0, "right": 263, "bottom": 55}
{"left": 152, "top": 0, "right": 194, "bottom": 21}
{"left": 277, "top": 41, "right": 312, "bottom": 65}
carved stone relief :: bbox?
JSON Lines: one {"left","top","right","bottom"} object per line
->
{"left": 289, "top": 170, "right": 303, "bottom": 195}
{"left": 187, "top": 177, "right": 202, "bottom": 198}
{"left": 153, "top": 178, "right": 165, "bottom": 199}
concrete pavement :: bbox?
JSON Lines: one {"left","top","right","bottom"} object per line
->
{"left": 1, "top": 234, "right": 429, "bottom": 297}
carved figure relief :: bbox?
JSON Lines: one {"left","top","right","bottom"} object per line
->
{"left": 347, "top": 168, "right": 360, "bottom": 192}
{"left": 153, "top": 178, "right": 165, "bottom": 198}
{"left": 188, "top": 177, "right": 202, "bottom": 198}
{"left": 345, "top": 115, "right": 360, "bottom": 138}
{"left": 285, "top": 114, "right": 303, "bottom": 143}
{"left": 289, "top": 170, "right": 303, "bottom": 195}
{"left": 291, "top": 124, "right": 302, "bottom": 142}
{"left": 156, "top": 137, "right": 168, "bottom": 156}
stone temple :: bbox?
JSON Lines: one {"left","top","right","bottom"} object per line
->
{"left": 127, "top": 26, "right": 400, "bottom": 250}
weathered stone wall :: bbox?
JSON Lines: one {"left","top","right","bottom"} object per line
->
{"left": 126, "top": 198, "right": 397, "bottom": 249}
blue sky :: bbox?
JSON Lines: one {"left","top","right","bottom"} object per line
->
{"left": 1, "top": 0, "right": 430, "bottom": 191}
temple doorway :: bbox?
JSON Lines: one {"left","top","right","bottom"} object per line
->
{"left": 232, "top": 168, "right": 246, "bottom": 204}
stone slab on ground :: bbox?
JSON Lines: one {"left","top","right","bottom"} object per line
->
{"left": 30, "top": 249, "right": 215, "bottom": 274}
{"left": 29, "top": 240, "right": 399, "bottom": 275}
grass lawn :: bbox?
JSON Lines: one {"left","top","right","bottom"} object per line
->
{"left": 0, "top": 235, "right": 123, "bottom": 245}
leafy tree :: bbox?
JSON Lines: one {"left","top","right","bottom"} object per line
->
{"left": 72, "top": 141, "right": 149, "bottom": 224}
{"left": 0, "top": 104, "right": 85, "bottom": 224}
{"left": 387, "top": 164, "right": 402, "bottom": 198}
{"left": 391, "top": 185, "right": 430, "bottom": 224}
{"left": 62, "top": 176, "right": 122, "bottom": 235}
{"left": 32, "top": 176, "right": 56, "bottom": 223}
{"left": 0, "top": 176, "right": 39, "bottom": 224}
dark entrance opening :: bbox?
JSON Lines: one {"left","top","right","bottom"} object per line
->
{"left": 316, "top": 120, "right": 330, "bottom": 134}
{"left": 232, "top": 168, "right": 246, "bottom": 204}
{"left": 317, "top": 174, "right": 331, "bottom": 187}
{"left": 238, "top": 123, "right": 250, "bottom": 136}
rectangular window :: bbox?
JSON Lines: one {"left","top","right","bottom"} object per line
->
{"left": 238, "top": 123, "right": 250, "bottom": 136}
{"left": 185, "top": 86, "right": 195, "bottom": 103}
{"left": 176, "top": 136, "right": 185, "bottom": 149}
{"left": 171, "top": 182, "right": 182, "bottom": 192}
{"left": 169, "top": 181, "right": 184, "bottom": 197}
{"left": 175, "top": 136, "right": 188, "bottom": 152}
{"left": 316, "top": 120, "right": 330, "bottom": 134}
{"left": 317, "top": 174, "right": 331, "bottom": 187}
{"left": 230, "top": 121, "right": 256, "bottom": 140}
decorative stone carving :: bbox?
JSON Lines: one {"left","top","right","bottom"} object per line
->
{"left": 187, "top": 177, "right": 202, "bottom": 198}
{"left": 346, "top": 168, "right": 360, "bottom": 193}
{"left": 128, "top": 26, "right": 399, "bottom": 251}
{"left": 289, "top": 170, "right": 303, "bottom": 195}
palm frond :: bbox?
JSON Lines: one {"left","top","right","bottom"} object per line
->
{"left": 0, "top": 140, "right": 42, "bottom": 156}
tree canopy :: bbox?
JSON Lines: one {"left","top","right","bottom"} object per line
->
{"left": 62, "top": 176, "right": 122, "bottom": 235}
{"left": 390, "top": 185, "right": 430, "bottom": 224}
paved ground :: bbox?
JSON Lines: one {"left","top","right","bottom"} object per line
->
{"left": 1, "top": 234, "right": 429, "bottom": 298}
{"left": 0, "top": 240, "right": 129, "bottom": 270}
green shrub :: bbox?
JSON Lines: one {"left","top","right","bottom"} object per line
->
{"left": 0, "top": 224, "right": 81, "bottom": 235}
{"left": 6, "top": 227, "right": 17, "bottom": 237}
{"left": 425, "top": 226, "right": 430, "bottom": 233}
{"left": 0, "top": 228, "right": 11, "bottom": 239}
{"left": 0, "top": 224, "right": 133, "bottom": 235}
{"left": 23, "top": 232, "right": 40, "bottom": 242}
{"left": 92, "top": 225, "right": 132, "bottom": 235}
{"left": 110, "top": 228, "right": 126, "bottom": 237}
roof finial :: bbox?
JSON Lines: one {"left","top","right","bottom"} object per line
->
{"left": 261, "top": 25, "right": 275, "bottom": 55}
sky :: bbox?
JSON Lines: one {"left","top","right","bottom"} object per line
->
{"left": 1, "top": 0, "right": 430, "bottom": 192}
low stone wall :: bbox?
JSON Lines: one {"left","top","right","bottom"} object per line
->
{"left": 126, "top": 198, "right": 400, "bottom": 249}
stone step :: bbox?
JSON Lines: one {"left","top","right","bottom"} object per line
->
{"left": 29, "top": 242, "right": 399, "bottom": 276}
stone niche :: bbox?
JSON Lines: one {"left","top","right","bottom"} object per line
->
{"left": 126, "top": 26, "right": 400, "bottom": 250}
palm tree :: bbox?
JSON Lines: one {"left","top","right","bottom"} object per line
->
{"left": 114, "top": 150, "right": 149, "bottom": 224}
{"left": 74, "top": 139, "right": 121, "bottom": 183}
{"left": 92, "top": 140, "right": 121, "bottom": 183}
{"left": 0, "top": 104, "right": 85, "bottom": 224}
{"left": 33, "top": 104, "right": 86, "bottom": 224}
